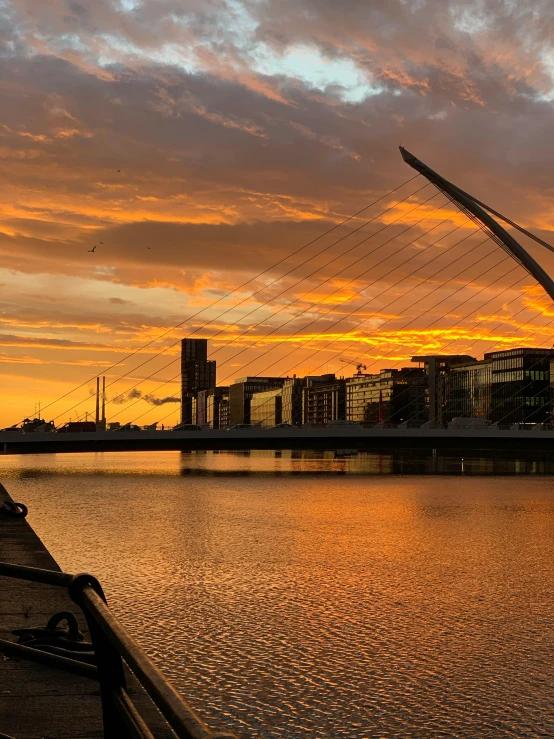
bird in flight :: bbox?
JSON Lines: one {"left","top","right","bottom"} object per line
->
{"left": 88, "top": 245, "right": 97, "bottom": 253}
{"left": 146, "top": 246, "right": 151, "bottom": 249}
{"left": 117, "top": 169, "right": 121, "bottom": 173}
{"left": 99, "top": 241, "right": 104, "bottom": 244}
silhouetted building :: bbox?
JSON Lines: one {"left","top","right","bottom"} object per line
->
{"left": 22, "top": 418, "right": 55, "bottom": 433}
{"left": 196, "top": 389, "right": 209, "bottom": 426}
{"left": 445, "top": 358, "right": 492, "bottom": 421}
{"left": 487, "top": 348, "right": 554, "bottom": 424}
{"left": 413, "top": 348, "right": 554, "bottom": 426}
{"left": 304, "top": 378, "right": 346, "bottom": 425}
{"left": 301, "top": 374, "right": 337, "bottom": 423}
{"left": 412, "top": 355, "right": 476, "bottom": 426}
{"left": 346, "top": 368, "right": 427, "bottom": 425}
{"left": 229, "top": 377, "right": 288, "bottom": 425}
{"left": 204, "top": 387, "right": 229, "bottom": 429}
{"left": 218, "top": 393, "right": 230, "bottom": 428}
{"left": 181, "top": 339, "right": 216, "bottom": 424}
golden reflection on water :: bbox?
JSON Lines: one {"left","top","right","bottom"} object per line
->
{"left": 2, "top": 448, "right": 554, "bottom": 478}
{"left": 2, "top": 451, "right": 554, "bottom": 737}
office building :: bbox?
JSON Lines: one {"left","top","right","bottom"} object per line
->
{"left": 218, "top": 393, "right": 230, "bottom": 428}
{"left": 303, "top": 377, "right": 346, "bottom": 425}
{"left": 229, "top": 377, "right": 288, "bottom": 425}
{"left": 301, "top": 374, "right": 337, "bottom": 423}
{"left": 411, "top": 355, "right": 476, "bottom": 426}
{"left": 486, "top": 347, "right": 554, "bottom": 424}
{"left": 445, "top": 358, "right": 492, "bottom": 421}
{"left": 250, "top": 388, "right": 283, "bottom": 427}
{"left": 281, "top": 378, "right": 304, "bottom": 425}
{"left": 196, "top": 389, "right": 209, "bottom": 426}
{"left": 204, "top": 387, "right": 230, "bottom": 429}
{"left": 346, "top": 368, "right": 427, "bottom": 425}
{"left": 413, "top": 347, "right": 554, "bottom": 426}
{"left": 181, "top": 338, "right": 216, "bottom": 424}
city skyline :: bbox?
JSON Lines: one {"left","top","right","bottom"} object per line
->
{"left": 4, "top": 1, "right": 554, "bottom": 426}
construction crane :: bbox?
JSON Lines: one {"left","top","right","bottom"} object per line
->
{"left": 339, "top": 359, "right": 367, "bottom": 376}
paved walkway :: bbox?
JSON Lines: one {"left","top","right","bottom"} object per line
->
{"left": 0, "top": 488, "right": 104, "bottom": 738}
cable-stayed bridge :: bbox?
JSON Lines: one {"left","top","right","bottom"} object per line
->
{"left": 4, "top": 424, "right": 554, "bottom": 455}
{"left": 6, "top": 147, "right": 554, "bottom": 448}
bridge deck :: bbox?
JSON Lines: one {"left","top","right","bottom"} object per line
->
{"left": 3, "top": 426, "right": 554, "bottom": 455}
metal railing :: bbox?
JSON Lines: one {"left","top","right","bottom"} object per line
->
{"left": 0, "top": 562, "right": 238, "bottom": 739}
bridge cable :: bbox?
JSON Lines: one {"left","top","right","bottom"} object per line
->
{"left": 378, "top": 273, "right": 554, "bottom": 426}
{"left": 109, "top": 203, "right": 467, "bottom": 424}
{"left": 57, "top": 186, "right": 440, "bottom": 423}
{"left": 107, "top": 200, "right": 454, "bottom": 425}
{"left": 127, "top": 229, "right": 501, "bottom": 426}
{"left": 237, "top": 245, "right": 516, "bottom": 428}
{"left": 50, "top": 180, "right": 432, "bottom": 423}
{"left": 21, "top": 173, "right": 421, "bottom": 422}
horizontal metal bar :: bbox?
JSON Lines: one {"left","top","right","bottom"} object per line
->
{"left": 0, "top": 638, "right": 98, "bottom": 680}
{"left": 0, "top": 561, "right": 74, "bottom": 586}
{"left": 80, "top": 584, "right": 237, "bottom": 739}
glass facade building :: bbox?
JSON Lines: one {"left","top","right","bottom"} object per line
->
{"left": 250, "top": 388, "right": 283, "bottom": 427}
{"left": 281, "top": 378, "right": 304, "bottom": 425}
{"left": 229, "top": 377, "right": 287, "bottom": 425}
{"left": 486, "top": 348, "right": 554, "bottom": 424}
{"left": 445, "top": 360, "right": 492, "bottom": 421}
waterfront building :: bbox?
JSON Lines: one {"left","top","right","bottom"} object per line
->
{"left": 181, "top": 339, "right": 216, "bottom": 424}
{"left": 412, "top": 348, "right": 554, "bottom": 426}
{"left": 346, "top": 368, "right": 427, "bottom": 425}
{"left": 485, "top": 348, "right": 554, "bottom": 424}
{"left": 203, "top": 387, "right": 230, "bottom": 429}
{"left": 218, "top": 392, "right": 230, "bottom": 428}
{"left": 250, "top": 388, "right": 283, "bottom": 427}
{"left": 229, "top": 377, "right": 288, "bottom": 425}
{"left": 444, "top": 358, "right": 492, "bottom": 422}
{"left": 281, "top": 378, "right": 304, "bottom": 425}
{"left": 411, "top": 355, "right": 476, "bottom": 426}
{"left": 196, "top": 389, "right": 209, "bottom": 426}
{"left": 303, "top": 378, "right": 346, "bottom": 425}
{"left": 301, "top": 374, "right": 337, "bottom": 423}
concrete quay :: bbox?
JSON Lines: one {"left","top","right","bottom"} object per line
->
{"left": 0, "top": 487, "right": 180, "bottom": 739}
{"left": 0, "top": 488, "right": 104, "bottom": 739}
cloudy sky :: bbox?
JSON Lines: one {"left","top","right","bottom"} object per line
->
{"left": 2, "top": 0, "right": 554, "bottom": 426}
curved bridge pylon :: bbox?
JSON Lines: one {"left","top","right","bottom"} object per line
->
{"left": 399, "top": 146, "right": 554, "bottom": 303}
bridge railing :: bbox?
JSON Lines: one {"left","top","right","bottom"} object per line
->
{"left": 0, "top": 562, "right": 238, "bottom": 739}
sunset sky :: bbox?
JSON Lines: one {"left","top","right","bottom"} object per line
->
{"left": 3, "top": 0, "right": 554, "bottom": 427}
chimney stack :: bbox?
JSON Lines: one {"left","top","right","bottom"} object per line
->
{"left": 101, "top": 376, "right": 106, "bottom": 424}
{"left": 95, "top": 377, "right": 100, "bottom": 425}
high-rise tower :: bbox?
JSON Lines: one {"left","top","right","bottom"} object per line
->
{"left": 181, "top": 339, "right": 216, "bottom": 424}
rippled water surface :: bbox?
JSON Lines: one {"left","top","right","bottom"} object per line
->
{"left": 2, "top": 450, "right": 554, "bottom": 737}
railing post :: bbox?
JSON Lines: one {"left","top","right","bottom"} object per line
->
{"left": 68, "top": 573, "right": 130, "bottom": 738}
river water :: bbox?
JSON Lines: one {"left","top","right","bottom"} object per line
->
{"left": 1, "top": 450, "right": 554, "bottom": 737}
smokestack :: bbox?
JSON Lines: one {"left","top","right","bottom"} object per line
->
{"left": 95, "top": 377, "right": 100, "bottom": 425}
{"left": 101, "top": 376, "right": 106, "bottom": 423}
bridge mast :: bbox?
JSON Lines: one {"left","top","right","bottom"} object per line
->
{"left": 399, "top": 147, "right": 554, "bottom": 303}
